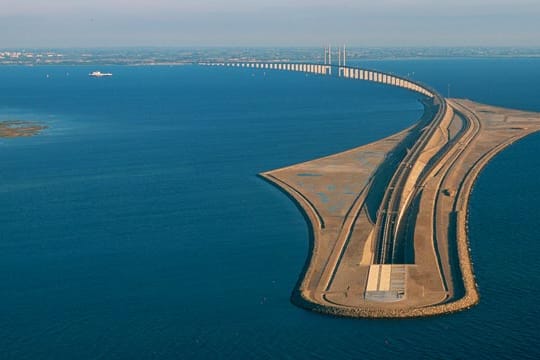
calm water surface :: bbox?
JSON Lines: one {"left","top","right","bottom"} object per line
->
{"left": 0, "top": 59, "right": 539, "bottom": 359}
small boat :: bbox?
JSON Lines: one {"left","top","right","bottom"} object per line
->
{"left": 89, "top": 71, "right": 113, "bottom": 77}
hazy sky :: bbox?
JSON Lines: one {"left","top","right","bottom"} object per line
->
{"left": 1, "top": 0, "right": 539, "bottom": 47}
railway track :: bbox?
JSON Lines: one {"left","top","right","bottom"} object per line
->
{"left": 373, "top": 92, "right": 448, "bottom": 264}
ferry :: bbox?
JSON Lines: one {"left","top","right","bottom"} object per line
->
{"left": 89, "top": 71, "right": 113, "bottom": 77}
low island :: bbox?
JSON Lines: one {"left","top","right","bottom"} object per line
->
{"left": 0, "top": 120, "right": 46, "bottom": 138}
{"left": 262, "top": 98, "right": 540, "bottom": 318}
{"left": 204, "top": 61, "right": 540, "bottom": 317}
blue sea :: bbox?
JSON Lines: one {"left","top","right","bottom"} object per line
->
{"left": 1, "top": 58, "right": 539, "bottom": 359}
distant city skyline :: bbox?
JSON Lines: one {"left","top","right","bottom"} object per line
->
{"left": 1, "top": 0, "right": 539, "bottom": 48}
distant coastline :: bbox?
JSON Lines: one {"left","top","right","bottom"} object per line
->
{"left": 1, "top": 47, "right": 540, "bottom": 66}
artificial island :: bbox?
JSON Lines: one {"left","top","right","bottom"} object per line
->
{"left": 205, "top": 50, "right": 540, "bottom": 318}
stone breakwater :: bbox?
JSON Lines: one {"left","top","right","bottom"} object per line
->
{"left": 289, "top": 209, "right": 479, "bottom": 319}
